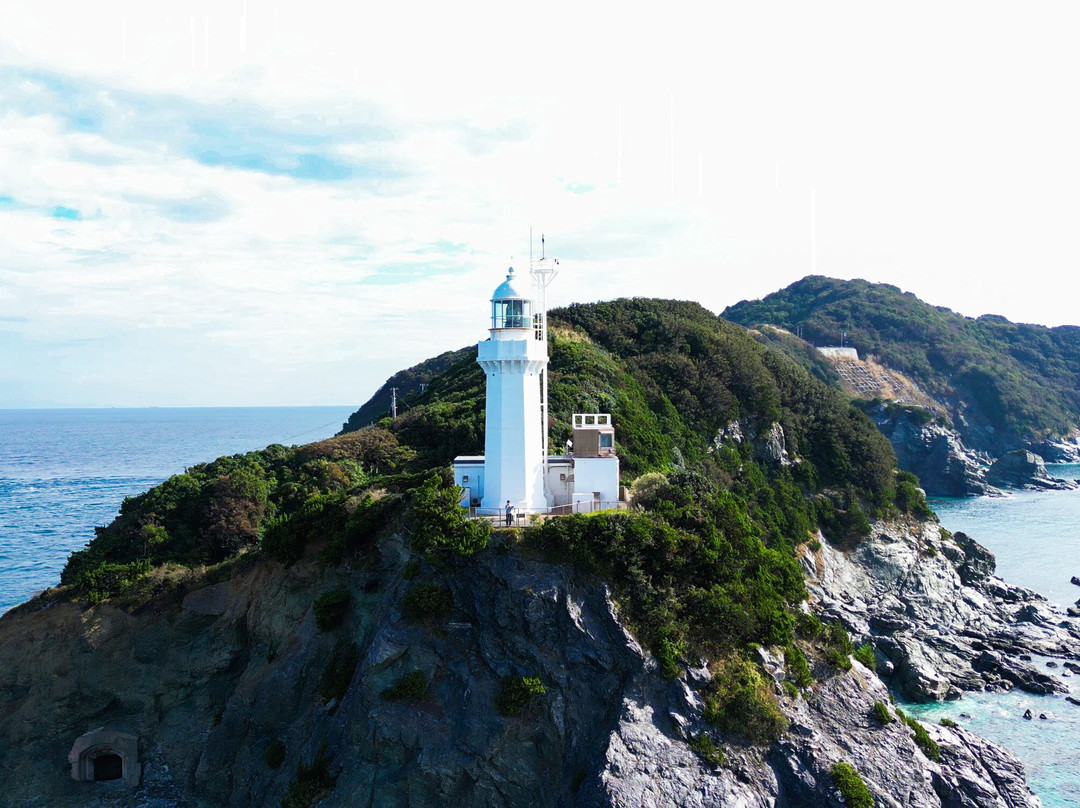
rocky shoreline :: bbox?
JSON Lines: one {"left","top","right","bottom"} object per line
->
{"left": 806, "top": 521, "right": 1080, "bottom": 704}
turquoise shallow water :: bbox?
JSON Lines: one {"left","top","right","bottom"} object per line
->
{"left": 0, "top": 407, "right": 355, "bottom": 613}
{"left": 920, "top": 470, "right": 1080, "bottom": 807}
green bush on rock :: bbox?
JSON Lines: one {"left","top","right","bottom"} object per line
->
{"left": 702, "top": 655, "right": 788, "bottom": 743}
{"left": 495, "top": 675, "right": 546, "bottom": 717}
{"left": 829, "top": 762, "right": 874, "bottom": 808}
{"left": 312, "top": 589, "right": 350, "bottom": 631}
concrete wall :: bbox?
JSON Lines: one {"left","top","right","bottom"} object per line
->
{"left": 571, "top": 456, "right": 620, "bottom": 504}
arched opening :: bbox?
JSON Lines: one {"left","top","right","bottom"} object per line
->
{"left": 92, "top": 752, "right": 124, "bottom": 781}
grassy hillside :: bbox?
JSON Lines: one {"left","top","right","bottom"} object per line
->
{"left": 723, "top": 276, "right": 1080, "bottom": 451}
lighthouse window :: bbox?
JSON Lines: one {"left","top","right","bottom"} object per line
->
{"left": 600, "top": 433, "right": 613, "bottom": 448}
{"left": 494, "top": 299, "right": 529, "bottom": 329}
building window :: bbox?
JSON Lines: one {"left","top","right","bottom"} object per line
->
{"left": 600, "top": 433, "right": 613, "bottom": 448}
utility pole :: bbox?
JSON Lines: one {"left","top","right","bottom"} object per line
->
{"left": 391, "top": 387, "right": 398, "bottom": 419}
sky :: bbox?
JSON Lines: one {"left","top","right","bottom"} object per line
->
{"left": 2, "top": 2, "right": 1080, "bottom": 408}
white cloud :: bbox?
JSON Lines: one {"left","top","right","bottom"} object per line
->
{"left": 2, "top": 2, "right": 1080, "bottom": 406}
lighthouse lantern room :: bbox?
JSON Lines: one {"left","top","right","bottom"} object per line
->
{"left": 454, "top": 248, "right": 621, "bottom": 517}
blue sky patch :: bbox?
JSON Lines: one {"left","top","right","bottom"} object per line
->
{"left": 50, "top": 206, "right": 81, "bottom": 220}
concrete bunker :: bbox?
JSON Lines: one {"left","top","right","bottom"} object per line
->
{"left": 69, "top": 728, "right": 140, "bottom": 787}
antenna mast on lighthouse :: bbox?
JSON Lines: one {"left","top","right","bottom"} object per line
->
{"left": 530, "top": 233, "right": 559, "bottom": 502}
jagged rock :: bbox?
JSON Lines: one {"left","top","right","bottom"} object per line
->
{"left": 754, "top": 422, "right": 792, "bottom": 466}
{"left": 986, "top": 450, "right": 1079, "bottom": 491}
{"left": 862, "top": 405, "right": 996, "bottom": 497}
{"left": 806, "top": 521, "right": 1076, "bottom": 703}
{"left": 952, "top": 532, "right": 996, "bottom": 585}
{"left": 1024, "top": 436, "right": 1080, "bottom": 463}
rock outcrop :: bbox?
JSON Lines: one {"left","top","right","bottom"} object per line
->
{"left": 805, "top": 522, "right": 1080, "bottom": 703}
{"left": 1024, "top": 436, "right": 1080, "bottom": 464}
{"left": 861, "top": 404, "right": 997, "bottom": 497}
{"left": 0, "top": 526, "right": 1053, "bottom": 808}
{"left": 986, "top": 450, "right": 1078, "bottom": 491}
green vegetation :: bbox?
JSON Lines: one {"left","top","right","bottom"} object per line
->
{"left": 784, "top": 645, "right": 814, "bottom": 688}
{"left": 281, "top": 742, "right": 336, "bottom": 808}
{"left": 312, "top": 589, "right": 350, "bottom": 631}
{"left": 687, "top": 732, "right": 725, "bottom": 766}
{"left": 61, "top": 429, "right": 412, "bottom": 602}
{"left": 399, "top": 583, "right": 452, "bottom": 621}
{"left": 724, "top": 275, "right": 1080, "bottom": 450}
{"left": 495, "top": 675, "right": 546, "bottom": 717}
{"left": 822, "top": 622, "right": 855, "bottom": 671}
{"left": 406, "top": 475, "right": 489, "bottom": 556}
{"left": 702, "top": 655, "right": 789, "bottom": 743}
{"left": 904, "top": 715, "right": 942, "bottom": 761}
{"left": 263, "top": 739, "right": 286, "bottom": 769}
{"left": 317, "top": 641, "right": 359, "bottom": 703}
{"left": 871, "top": 701, "right": 893, "bottom": 724}
{"left": 381, "top": 671, "right": 429, "bottom": 702}
{"left": 940, "top": 717, "right": 958, "bottom": 728}
{"left": 853, "top": 643, "right": 877, "bottom": 670}
{"left": 829, "top": 762, "right": 874, "bottom": 808}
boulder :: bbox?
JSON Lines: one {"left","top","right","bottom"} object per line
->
{"left": 986, "top": 450, "right": 1078, "bottom": 491}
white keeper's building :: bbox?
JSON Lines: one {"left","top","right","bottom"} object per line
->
{"left": 453, "top": 262, "right": 621, "bottom": 515}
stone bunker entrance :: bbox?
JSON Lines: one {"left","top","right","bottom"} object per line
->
{"left": 69, "top": 728, "right": 140, "bottom": 788}
{"left": 93, "top": 752, "right": 123, "bottom": 781}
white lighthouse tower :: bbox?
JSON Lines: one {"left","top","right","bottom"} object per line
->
{"left": 476, "top": 267, "right": 548, "bottom": 513}
{"left": 453, "top": 246, "right": 622, "bottom": 519}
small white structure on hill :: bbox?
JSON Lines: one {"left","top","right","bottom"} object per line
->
{"left": 453, "top": 254, "right": 620, "bottom": 515}
{"left": 817, "top": 346, "right": 859, "bottom": 360}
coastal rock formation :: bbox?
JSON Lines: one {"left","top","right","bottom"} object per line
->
{"left": 805, "top": 522, "right": 1080, "bottom": 703}
{"left": 0, "top": 527, "right": 1049, "bottom": 808}
{"left": 986, "top": 450, "right": 1079, "bottom": 491}
{"left": 1025, "top": 436, "right": 1080, "bottom": 464}
{"left": 860, "top": 404, "right": 996, "bottom": 497}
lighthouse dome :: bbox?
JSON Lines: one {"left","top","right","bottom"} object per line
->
{"left": 489, "top": 267, "right": 533, "bottom": 330}
{"left": 491, "top": 267, "right": 530, "bottom": 301}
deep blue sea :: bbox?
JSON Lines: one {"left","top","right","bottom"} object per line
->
{"left": 0, "top": 406, "right": 355, "bottom": 614}
{"left": 1, "top": 414, "right": 1078, "bottom": 804}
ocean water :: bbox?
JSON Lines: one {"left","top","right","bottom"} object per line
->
{"left": 916, "top": 470, "right": 1080, "bottom": 808}
{"left": 0, "top": 407, "right": 355, "bottom": 614}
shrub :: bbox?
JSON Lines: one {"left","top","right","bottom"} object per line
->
{"left": 71, "top": 559, "right": 151, "bottom": 604}
{"left": 702, "top": 655, "right": 788, "bottom": 743}
{"left": 871, "top": 701, "right": 892, "bottom": 724}
{"left": 263, "top": 739, "right": 286, "bottom": 769}
{"left": 281, "top": 742, "right": 336, "bottom": 808}
{"left": 904, "top": 715, "right": 941, "bottom": 761}
{"left": 495, "top": 675, "right": 546, "bottom": 717}
{"left": 940, "top": 717, "right": 958, "bottom": 728}
{"left": 829, "top": 762, "right": 873, "bottom": 808}
{"left": 794, "top": 611, "right": 824, "bottom": 640}
{"left": 400, "top": 583, "right": 452, "bottom": 620}
{"left": 688, "top": 732, "right": 725, "bottom": 766}
{"left": 784, "top": 645, "right": 814, "bottom": 688}
{"left": 318, "top": 641, "right": 359, "bottom": 703}
{"left": 381, "top": 671, "right": 429, "bottom": 702}
{"left": 407, "top": 475, "right": 490, "bottom": 556}
{"left": 853, "top": 643, "right": 876, "bottom": 670}
{"left": 823, "top": 622, "right": 854, "bottom": 671}
{"left": 312, "top": 589, "right": 350, "bottom": 631}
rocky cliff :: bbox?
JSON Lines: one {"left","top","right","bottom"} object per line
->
{"left": 0, "top": 521, "right": 1068, "bottom": 808}
{"left": 806, "top": 520, "right": 1080, "bottom": 703}
{"left": 858, "top": 404, "right": 997, "bottom": 498}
